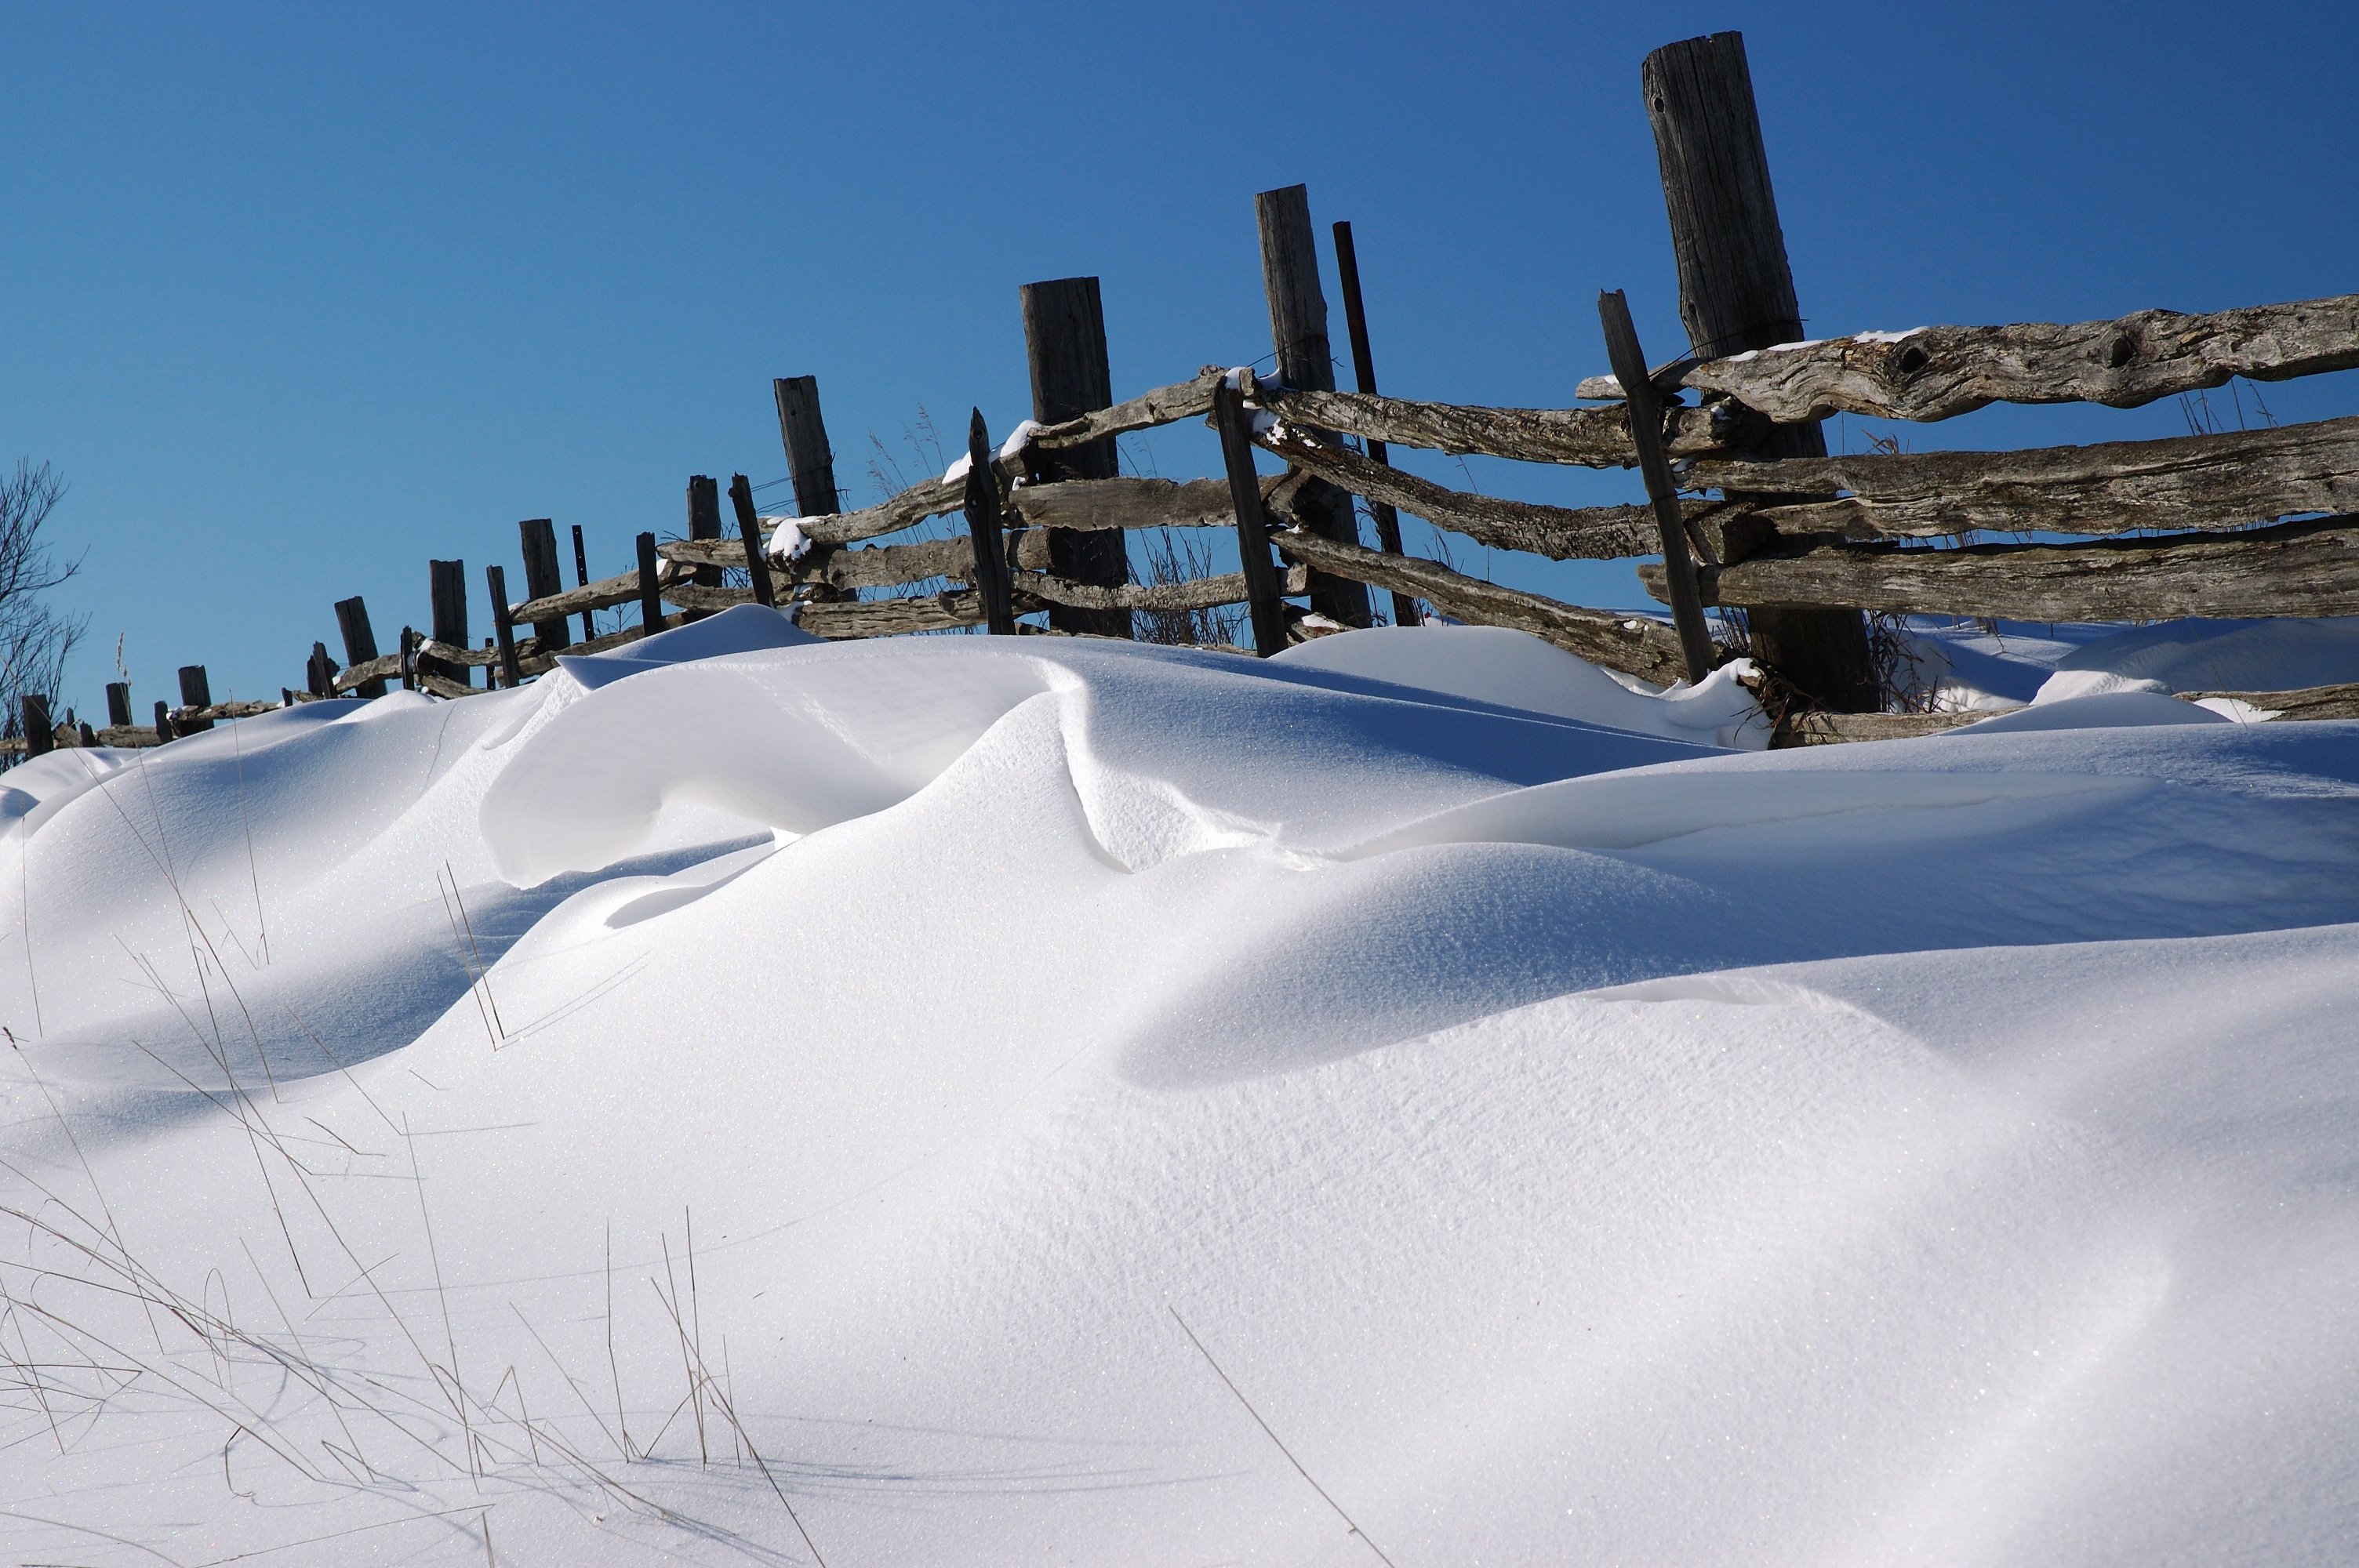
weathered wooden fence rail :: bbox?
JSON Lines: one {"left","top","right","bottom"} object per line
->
{"left": 16, "top": 29, "right": 2359, "bottom": 762}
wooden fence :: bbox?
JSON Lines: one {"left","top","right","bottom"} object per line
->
{"left": 16, "top": 29, "right": 2359, "bottom": 760}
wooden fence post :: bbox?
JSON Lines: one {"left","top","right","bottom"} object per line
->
{"left": 961, "top": 410, "right": 1018, "bottom": 635}
{"left": 20, "top": 695, "right": 52, "bottom": 757}
{"left": 335, "top": 595, "right": 387, "bottom": 699}
{"left": 398, "top": 630, "right": 416, "bottom": 692}
{"left": 728, "top": 474, "right": 777, "bottom": 608}
{"left": 486, "top": 564, "right": 524, "bottom": 688}
{"left": 307, "top": 642, "right": 338, "bottom": 698}
{"left": 152, "top": 701, "right": 174, "bottom": 743}
{"left": 571, "top": 524, "right": 596, "bottom": 642}
{"left": 634, "top": 532, "right": 667, "bottom": 638}
{"left": 105, "top": 682, "right": 131, "bottom": 728}
{"left": 1642, "top": 31, "right": 1876, "bottom": 710}
{"left": 1020, "top": 277, "right": 1132, "bottom": 637}
{"left": 518, "top": 518, "right": 572, "bottom": 652}
{"left": 1600, "top": 289, "right": 1717, "bottom": 683}
{"left": 1255, "top": 183, "right": 1372, "bottom": 630}
{"left": 772, "top": 376, "right": 841, "bottom": 517}
{"left": 428, "top": 558, "right": 471, "bottom": 688}
{"left": 685, "top": 476, "right": 723, "bottom": 621}
{"left": 177, "top": 666, "right": 214, "bottom": 731}
{"left": 1329, "top": 220, "right": 1422, "bottom": 629}
{"left": 1212, "top": 383, "right": 1292, "bottom": 655}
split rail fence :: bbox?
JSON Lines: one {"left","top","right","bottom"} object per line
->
{"left": 17, "top": 31, "right": 2359, "bottom": 760}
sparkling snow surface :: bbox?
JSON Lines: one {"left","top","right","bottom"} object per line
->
{"left": 0, "top": 609, "right": 2353, "bottom": 1565}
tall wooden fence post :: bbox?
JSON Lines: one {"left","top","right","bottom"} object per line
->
{"left": 335, "top": 595, "right": 387, "bottom": 699}
{"left": 1212, "top": 383, "right": 1292, "bottom": 655}
{"left": 518, "top": 518, "right": 572, "bottom": 652}
{"left": 1020, "top": 277, "right": 1132, "bottom": 638}
{"left": 685, "top": 476, "right": 723, "bottom": 621}
{"left": 1642, "top": 31, "right": 1876, "bottom": 710}
{"left": 634, "top": 532, "right": 667, "bottom": 639}
{"left": 1255, "top": 183, "right": 1372, "bottom": 630}
{"left": 772, "top": 376, "right": 841, "bottom": 518}
{"left": 20, "top": 695, "right": 52, "bottom": 757}
{"left": 427, "top": 558, "right": 471, "bottom": 688}
{"left": 1330, "top": 220, "right": 1421, "bottom": 629}
{"left": 961, "top": 410, "right": 1018, "bottom": 635}
{"left": 177, "top": 666, "right": 215, "bottom": 731}
{"left": 727, "top": 474, "right": 777, "bottom": 609}
{"left": 104, "top": 682, "right": 131, "bottom": 728}
{"left": 486, "top": 564, "right": 524, "bottom": 688}
{"left": 307, "top": 642, "right": 338, "bottom": 698}
{"left": 571, "top": 524, "right": 596, "bottom": 642}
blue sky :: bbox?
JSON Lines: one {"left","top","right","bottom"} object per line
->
{"left": 5, "top": 1, "right": 2356, "bottom": 707}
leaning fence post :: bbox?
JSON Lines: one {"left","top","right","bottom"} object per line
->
{"left": 1212, "top": 382, "right": 1292, "bottom": 656}
{"left": 1019, "top": 276, "right": 1132, "bottom": 638}
{"left": 961, "top": 410, "right": 1018, "bottom": 635}
{"left": 685, "top": 476, "right": 723, "bottom": 622}
{"left": 307, "top": 642, "right": 338, "bottom": 698}
{"left": 518, "top": 518, "right": 572, "bottom": 652}
{"left": 728, "top": 474, "right": 777, "bottom": 609}
{"left": 772, "top": 376, "right": 841, "bottom": 518}
{"left": 1330, "top": 220, "right": 1422, "bottom": 630}
{"left": 1599, "top": 289, "right": 1717, "bottom": 684}
{"left": 105, "top": 682, "right": 132, "bottom": 729}
{"left": 428, "top": 557, "right": 471, "bottom": 688}
{"left": 486, "top": 564, "right": 525, "bottom": 688}
{"left": 1642, "top": 31, "right": 1874, "bottom": 710}
{"left": 335, "top": 595, "right": 387, "bottom": 699}
{"left": 20, "top": 695, "right": 52, "bottom": 757}
{"left": 177, "top": 666, "right": 215, "bottom": 731}
{"left": 634, "top": 532, "right": 667, "bottom": 639}
{"left": 571, "top": 524, "right": 596, "bottom": 642}
{"left": 1255, "top": 183, "right": 1372, "bottom": 630}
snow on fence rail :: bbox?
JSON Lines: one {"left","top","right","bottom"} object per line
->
{"left": 16, "top": 30, "right": 2359, "bottom": 760}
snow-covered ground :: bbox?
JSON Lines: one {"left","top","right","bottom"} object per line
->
{"left": 0, "top": 610, "right": 2353, "bottom": 1565}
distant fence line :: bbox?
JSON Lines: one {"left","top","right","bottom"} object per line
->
{"left": 16, "top": 30, "right": 2359, "bottom": 760}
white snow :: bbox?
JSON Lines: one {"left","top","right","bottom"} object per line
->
{"left": 0, "top": 616, "right": 2354, "bottom": 1565}
{"left": 760, "top": 515, "right": 815, "bottom": 561}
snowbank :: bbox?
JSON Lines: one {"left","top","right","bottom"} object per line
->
{"left": 0, "top": 622, "right": 2353, "bottom": 1566}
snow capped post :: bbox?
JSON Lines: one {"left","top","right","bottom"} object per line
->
{"left": 1019, "top": 276, "right": 1133, "bottom": 639}
{"left": 684, "top": 476, "right": 723, "bottom": 622}
{"left": 727, "top": 474, "right": 777, "bottom": 609}
{"left": 1212, "top": 379, "right": 1292, "bottom": 655}
{"left": 427, "top": 558, "right": 471, "bottom": 689}
{"left": 1641, "top": 32, "right": 1875, "bottom": 711}
{"left": 334, "top": 595, "right": 387, "bottom": 699}
{"left": 1330, "top": 220, "right": 1421, "bottom": 630}
{"left": 1254, "top": 183, "right": 1372, "bottom": 630}
{"left": 518, "top": 519, "right": 572, "bottom": 652}
{"left": 961, "top": 409, "right": 1019, "bottom": 635}
{"left": 634, "top": 532, "right": 667, "bottom": 641}
{"left": 1600, "top": 289, "right": 1718, "bottom": 684}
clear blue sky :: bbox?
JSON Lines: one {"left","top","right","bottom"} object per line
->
{"left": 6, "top": 1, "right": 2357, "bottom": 709}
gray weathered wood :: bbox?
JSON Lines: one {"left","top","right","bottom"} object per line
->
{"left": 334, "top": 595, "right": 387, "bottom": 699}
{"left": 1331, "top": 220, "right": 1422, "bottom": 627}
{"left": 1213, "top": 383, "right": 1296, "bottom": 655}
{"left": 1021, "top": 276, "right": 1132, "bottom": 637}
{"left": 799, "top": 592, "right": 995, "bottom": 639}
{"left": 518, "top": 518, "right": 572, "bottom": 651}
{"left": 1271, "top": 525, "right": 1688, "bottom": 684}
{"left": 1014, "top": 562, "right": 1308, "bottom": 615}
{"left": 105, "top": 682, "right": 131, "bottom": 728}
{"left": 427, "top": 557, "right": 471, "bottom": 688}
{"left": 1639, "top": 514, "right": 2359, "bottom": 622}
{"left": 1645, "top": 29, "right": 1876, "bottom": 711}
{"left": 773, "top": 376, "right": 842, "bottom": 517}
{"left": 1582, "top": 294, "right": 2359, "bottom": 423}
{"left": 1252, "top": 422, "right": 1674, "bottom": 561}
{"left": 1025, "top": 366, "right": 1226, "bottom": 452}
{"left": 728, "top": 474, "right": 777, "bottom": 609}
{"left": 2180, "top": 681, "right": 2359, "bottom": 720}
{"left": 1256, "top": 183, "right": 1372, "bottom": 628}
{"left": 634, "top": 532, "right": 665, "bottom": 637}
{"left": 20, "top": 695, "right": 52, "bottom": 757}
{"left": 1696, "top": 413, "right": 2359, "bottom": 540}
{"left": 964, "top": 409, "right": 1018, "bottom": 635}
{"left": 1256, "top": 385, "right": 1732, "bottom": 467}
{"left": 1011, "top": 475, "right": 1274, "bottom": 533}
{"left": 177, "top": 666, "right": 215, "bottom": 731}
{"left": 1601, "top": 289, "right": 1717, "bottom": 683}
{"left": 685, "top": 475, "right": 723, "bottom": 619}
{"left": 486, "top": 564, "right": 523, "bottom": 688}
{"left": 306, "top": 643, "right": 336, "bottom": 698}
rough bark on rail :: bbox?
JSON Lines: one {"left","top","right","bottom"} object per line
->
{"left": 1690, "top": 414, "right": 2359, "bottom": 539}
{"left": 1580, "top": 293, "right": 2359, "bottom": 423}
{"left": 1638, "top": 514, "right": 2359, "bottom": 621}
{"left": 1259, "top": 385, "right": 1730, "bottom": 467}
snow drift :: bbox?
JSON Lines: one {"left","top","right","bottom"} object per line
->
{"left": 0, "top": 612, "right": 2353, "bottom": 1566}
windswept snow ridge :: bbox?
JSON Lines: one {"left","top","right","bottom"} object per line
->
{"left": 0, "top": 619, "right": 2353, "bottom": 1565}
